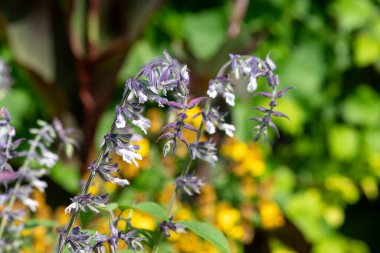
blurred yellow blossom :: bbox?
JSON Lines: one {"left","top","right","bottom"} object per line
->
{"left": 259, "top": 201, "right": 285, "bottom": 229}
{"left": 130, "top": 210, "right": 157, "bottom": 231}
{"left": 221, "top": 138, "right": 266, "bottom": 177}
{"left": 146, "top": 108, "right": 164, "bottom": 134}
{"left": 215, "top": 203, "right": 242, "bottom": 240}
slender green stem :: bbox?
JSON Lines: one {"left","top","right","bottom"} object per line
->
{"left": 56, "top": 90, "right": 131, "bottom": 253}
{"left": 153, "top": 101, "right": 211, "bottom": 253}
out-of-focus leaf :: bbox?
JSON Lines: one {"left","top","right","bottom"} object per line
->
{"left": 273, "top": 166, "right": 296, "bottom": 202}
{"left": 342, "top": 85, "right": 380, "bottom": 127}
{"left": 99, "top": 202, "right": 119, "bottom": 211}
{"left": 51, "top": 161, "right": 80, "bottom": 194}
{"left": 364, "top": 130, "right": 380, "bottom": 153}
{"left": 119, "top": 201, "right": 167, "bottom": 221}
{"left": 325, "top": 175, "right": 360, "bottom": 203}
{"left": 327, "top": 125, "right": 360, "bottom": 161}
{"left": 273, "top": 97, "right": 306, "bottom": 136}
{"left": 329, "top": 0, "right": 376, "bottom": 32}
{"left": 24, "top": 219, "right": 58, "bottom": 229}
{"left": 360, "top": 177, "right": 379, "bottom": 200}
{"left": 118, "top": 40, "right": 159, "bottom": 82}
{"left": 354, "top": 32, "right": 380, "bottom": 67}
{"left": 95, "top": 110, "right": 115, "bottom": 149}
{"left": 323, "top": 206, "right": 344, "bottom": 228}
{"left": 179, "top": 220, "right": 231, "bottom": 253}
{"left": 279, "top": 40, "right": 326, "bottom": 101}
{"left": 0, "top": 89, "right": 34, "bottom": 128}
{"left": 6, "top": 3, "right": 54, "bottom": 82}
{"left": 314, "top": 235, "right": 370, "bottom": 253}
{"left": 284, "top": 189, "right": 327, "bottom": 241}
{"left": 183, "top": 10, "right": 226, "bottom": 60}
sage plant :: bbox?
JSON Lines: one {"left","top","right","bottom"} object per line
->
{"left": 57, "top": 51, "right": 288, "bottom": 253}
{"left": 0, "top": 108, "right": 75, "bottom": 252}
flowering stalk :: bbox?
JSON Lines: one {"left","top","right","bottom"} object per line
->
{"left": 56, "top": 90, "right": 131, "bottom": 253}
{"left": 152, "top": 52, "right": 288, "bottom": 252}
{"left": 0, "top": 109, "right": 74, "bottom": 252}
{"left": 58, "top": 52, "right": 191, "bottom": 253}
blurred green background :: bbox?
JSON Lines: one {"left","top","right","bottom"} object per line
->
{"left": 1, "top": 0, "right": 380, "bottom": 252}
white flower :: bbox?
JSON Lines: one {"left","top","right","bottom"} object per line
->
{"left": 64, "top": 202, "right": 78, "bottom": 214}
{"left": 31, "top": 179, "right": 47, "bottom": 192}
{"left": 205, "top": 120, "right": 216, "bottom": 135}
{"left": 132, "top": 116, "right": 151, "bottom": 134}
{"left": 22, "top": 198, "right": 39, "bottom": 212}
{"left": 109, "top": 177, "right": 130, "bottom": 186}
{"left": 265, "top": 53, "right": 276, "bottom": 70}
{"left": 234, "top": 67, "right": 240, "bottom": 79}
{"left": 247, "top": 75, "right": 258, "bottom": 93}
{"left": 137, "top": 91, "right": 148, "bottom": 104}
{"left": 223, "top": 92, "right": 235, "bottom": 106}
{"left": 39, "top": 150, "right": 59, "bottom": 168}
{"left": 219, "top": 123, "right": 236, "bottom": 137}
{"left": 181, "top": 65, "right": 189, "bottom": 84}
{"left": 116, "top": 147, "right": 142, "bottom": 167}
{"left": 207, "top": 83, "right": 217, "bottom": 98}
{"left": 116, "top": 114, "right": 126, "bottom": 128}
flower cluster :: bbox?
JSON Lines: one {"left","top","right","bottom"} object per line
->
{"left": 159, "top": 216, "right": 187, "bottom": 237}
{"left": 58, "top": 222, "right": 145, "bottom": 253}
{"left": 206, "top": 53, "right": 290, "bottom": 140}
{"left": 58, "top": 51, "right": 287, "bottom": 253}
{"left": 0, "top": 107, "right": 75, "bottom": 252}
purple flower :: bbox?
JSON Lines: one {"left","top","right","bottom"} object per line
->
{"left": 91, "top": 155, "right": 130, "bottom": 187}
{"left": 107, "top": 222, "right": 146, "bottom": 253}
{"left": 175, "top": 174, "right": 204, "bottom": 196}
{"left": 160, "top": 216, "right": 187, "bottom": 237}
{"left": 65, "top": 194, "right": 108, "bottom": 214}
{"left": 60, "top": 226, "right": 91, "bottom": 253}
{"left": 189, "top": 141, "right": 218, "bottom": 165}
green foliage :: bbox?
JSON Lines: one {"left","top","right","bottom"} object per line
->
{"left": 179, "top": 221, "right": 231, "bottom": 253}
{"left": 51, "top": 161, "right": 80, "bottom": 194}
{"left": 120, "top": 201, "right": 168, "bottom": 221}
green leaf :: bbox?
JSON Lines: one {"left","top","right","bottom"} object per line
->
{"left": 183, "top": 10, "right": 226, "bottom": 60}
{"left": 341, "top": 85, "right": 380, "bottom": 127}
{"left": 327, "top": 125, "right": 360, "bottom": 161}
{"left": 24, "top": 219, "right": 58, "bottom": 229}
{"left": 100, "top": 202, "right": 119, "bottom": 211}
{"left": 119, "top": 201, "right": 167, "bottom": 221}
{"left": 354, "top": 32, "right": 380, "bottom": 67}
{"left": 329, "top": 0, "right": 376, "bottom": 32}
{"left": 179, "top": 220, "right": 231, "bottom": 253}
{"left": 50, "top": 161, "right": 80, "bottom": 193}
{"left": 279, "top": 40, "right": 326, "bottom": 101}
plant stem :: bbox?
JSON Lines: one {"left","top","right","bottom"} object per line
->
{"left": 0, "top": 128, "right": 44, "bottom": 239}
{"left": 153, "top": 101, "right": 211, "bottom": 253}
{"left": 56, "top": 89, "right": 132, "bottom": 253}
{"left": 152, "top": 63, "right": 232, "bottom": 252}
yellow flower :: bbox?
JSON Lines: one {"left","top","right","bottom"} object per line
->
{"left": 173, "top": 232, "right": 203, "bottom": 253}
{"left": 259, "top": 201, "right": 285, "bottom": 229}
{"left": 183, "top": 106, "right": 203, "bottom": 129}
{"left": 130, "top": 210, "right": 157, "bottom": 231}
{"left": 215, "top": 203, "right": 241, "bottom": 232}
{"left": 174, "top": 205, "right": 194, "bottom": 221}
{"left": 54, "top": 206, "right": 71, "bottom": 226}
{"left": 146, "top": 108, "right": 164, "bottom": 134}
